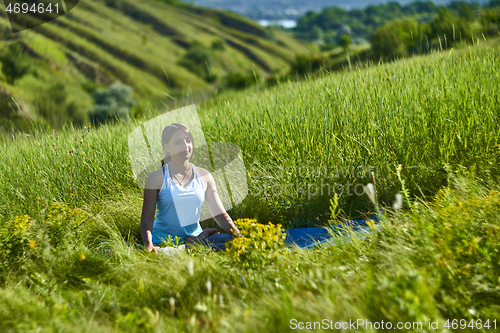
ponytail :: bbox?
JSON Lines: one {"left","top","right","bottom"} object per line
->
{"left": 161, "top": 151, "right": 171, "bottom": 167}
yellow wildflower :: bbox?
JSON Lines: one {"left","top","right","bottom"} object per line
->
{"left": 80, "top": 253, "right": 86, "bottom": 260}
{"left": 28, "top": 240, "right": 36, "bottom": 248}
{"left": 226, "top": 218, "right": 286, "bottom": 267}
{"left": 8, "top": 215, "right": 31, "bottom": 235}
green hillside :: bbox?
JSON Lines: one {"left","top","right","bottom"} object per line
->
{"left": 0, "top": 0, "right": 310, "bottom": 129}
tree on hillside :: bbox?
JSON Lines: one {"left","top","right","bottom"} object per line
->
{"left": 309, "top": 25, "right": 324, "bottom": 44}
{"left": 371, "top": 18, "right": 429, "bottom": 61}
{"left": 0, "top": 43, "right": 31, "bottom": 85}
{"left": 489, "top": 0, "right": 500, "bottom": 8}
{"left": 385, "top": 2, "right": 403, "bottom": 18}
{"left": 371, "top": 25, "right": 406, "bottom": 61}
{"left": 224, "top": 70, "right": 260, "bottom": 90}
{"left": 290, "top": 53, "right": 325, "bottom": 76}
{"left": 430, "top": 7, "right": 473, "bottom": 47}
{"left": 349, "top": 9, "right": 365, "bottom": 21}
{"left": 318, "top": 7, "right": 348, "bottom": 30}
{"left": 365, "top": 5, "right": 382, "bottom": 18}
{"left": 339, "top": 34, "right": 352, "bottom": 71}
{"left": 480, "top": 7, "right": 500, "bottom": 35}
{"left": 295, "top": 11, "right": 319, "bottom": 32}
{"left": 449, "top": 1, "right": 475, "bottom": 22}
{"left": 402, "top": 1, "right": 438, "bottom": 15}
{"left": 178, "top": 42, "right": 214, "bottom": 82}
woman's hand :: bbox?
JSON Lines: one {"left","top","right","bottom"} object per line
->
{"left": 198, "top": 228, "right": 220, "bottom": 240}
{"left": 145, "top": 243, "right": 157, "bottom": 253}
{"left": 232, "top": 227, "right": 242, "bottom": 237}
{"left": 184, "top": 228, "right": 220, "bottom": 245}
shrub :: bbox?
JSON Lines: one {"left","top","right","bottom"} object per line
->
{"left": 0, "top": 91, "right": 48, "bottom": 134}
{"left": 178, "top": 43, "right": 214, "bottom": 82}
{"left": 430, "top": 7, "right": 473, "bottom": 46}
{"left": 290, "top": 53, "right": 325, "bottom": 76}
{"left": 264, "top": 27, "right": 277, "bottom": 42}
{"left": 42, "top": 202, "right": 89, "bottom": 249}
{"left": 309, "top": 25, "right": 324, "bottom": 44}
{"left": 371, "top": 18, "right": 430, "bottom": 61}
{"left": 266, "top": 72, "right": 287, "bottom": 87}
{"left": 454, "top": 1, "right": 475, "bottom": 22}
{"left": 371, "top": 24, "right": 407, "bottom": 61}
{"left": 226, "top": 218, "right": 286, "bottom": 269}
{"left": 34, "top": 81, "right": 88, "bottom": 129}
{"left": 0, "top": 215, "right": 33, "bottom": 263}
{"left": 211, "top": 38, "right": 226, "bottom": 51}
{"left": 0, "top": 86, "right": 15, "bottom": 119}
{"left": 479, "top": 8, "right": 500, "bottom": 36}
{"left": 224, "top": 70, "right": 260, "bottom": 90}
{"left": 339, "top": 34, "right": 351, "bottom": 51}
{"left": 0, "top": 202, "right": 92, "bottom": 281}
{"left": 36, "top": 82, "right": 71, "bottom": 128}
{"left": 320, "top": 43, "right": 336, "bottom": 51}
{"left": 0, "top": 43, "right": 31, "bottom": 85}
{"left": 89, "top": 81, "right": 134, "bottom": 125}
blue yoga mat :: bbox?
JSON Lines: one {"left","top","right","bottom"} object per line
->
{"left": 126, "top": 214, "right": 381, "bottom": 254}
{"left": 284, "top": 214, "right": 380, "bottom": 249}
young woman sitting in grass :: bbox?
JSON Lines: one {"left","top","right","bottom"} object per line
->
{"left": 140, "top": 123, "right": 241, "bottom": 253}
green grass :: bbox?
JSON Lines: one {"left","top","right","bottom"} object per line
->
{"left": 1, "top": 38, "right": 499, "bottom": 224}
{"left": 198, "top": 38, "right": 500, "bottom": 224}
{"left": 0, "top": 37, "right": 499, "bottom": 331}
{"left": 0, "top": 170, "right": 499, "bottom": 332}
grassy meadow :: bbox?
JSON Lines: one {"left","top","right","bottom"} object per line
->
{"left": 0, "top": 37, "right": 499, "bottom": 331}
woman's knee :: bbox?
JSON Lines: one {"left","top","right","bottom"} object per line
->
{"left": 205, "top": 233, "right": 234, "bottom": 243}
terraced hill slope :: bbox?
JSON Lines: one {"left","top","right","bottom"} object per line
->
{"left": 0, "top": 0, "right": 310, "bottom": 128}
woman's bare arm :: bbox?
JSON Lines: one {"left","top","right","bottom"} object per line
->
{"left": 140, "top": 170, "right": 162, "bottom": 252}
{"left": 204, "top": 173, "right": 241, "bottom": 237}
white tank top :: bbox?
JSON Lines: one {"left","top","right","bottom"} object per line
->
{"left": 151, "top": 163, "right": 206, "bottom": 244}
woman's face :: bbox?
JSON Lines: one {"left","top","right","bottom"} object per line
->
{"left": 164, "top": 130, "right": 193, "bottom": 160}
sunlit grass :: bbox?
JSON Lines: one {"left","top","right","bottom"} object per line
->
{"left": 0, "top": 39, "right": 499, "bottom": 331}
{"left": 0, "top": 170, "right": 498, "bottom": 331}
